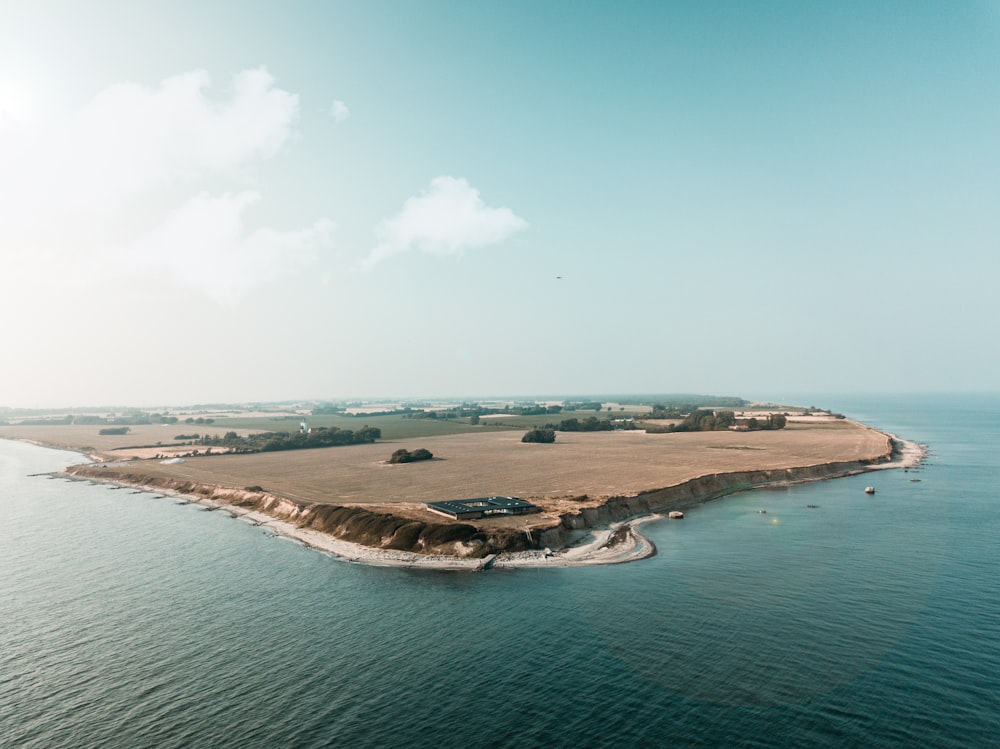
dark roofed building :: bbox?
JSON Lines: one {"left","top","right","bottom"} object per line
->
{"left": 426, "top": 496, "right": 540, "bottom": 520}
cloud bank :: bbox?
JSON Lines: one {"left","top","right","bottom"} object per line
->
{"left": 0, "top": 67, "right": 332, "bottom": 300}
{"left": 128, "top": 191, "right": 335, "bottom": 303}
{"left": 362, "top": 176, "right": 527, "bottom": 270}
{"left": 331, "top": 99, "right": 350, "bottom": 124}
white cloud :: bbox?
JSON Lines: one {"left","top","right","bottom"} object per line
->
{"left": 71, "top": 68, "right": 298, "bottom": 199}
{"left": 331, "top": 99, "right": 350, "bottom": 124}
{"left": 0, "top": 72, "right": 39, "bottom": 126}
{"left": 127, "top": 191, "right": 335, "bottom": 303}
{"left": 2, "top": 68, "right": 299, "bottom": 231}
{"left": 361, "top": 176, "right": 527, "bottom": 270}
{"left": 0, "top": 67, "right": 331, "bottom": 300}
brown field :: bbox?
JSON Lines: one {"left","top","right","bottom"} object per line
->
{"left": 0, "top": 423, "right": 251, "bottom": 459}
{"left": 47, "top": 418, "right": 890, "bottom": 525}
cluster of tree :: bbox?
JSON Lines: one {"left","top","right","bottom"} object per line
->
{"left": 647, "top": 402, "right": 745, "bottom": 420}
{"left": 644, "top": 410, "right": 788, "bottom": 433}
{"left": 16, "top": 411, "right": 183, "bottom": 426}
{"left": 404, "top": 403, "right": 564, "bottom": 421}
{"left": 197, "top": 426, "right": 381, "bottom": 453}
{"left": 98, "top": 426, "right": 130, "bottom": 435}
{"left": 14, "top": 416, "right": 77, "bottom": 426}
{"left": 146, "top": 413, "right": 179, "bottom": 423}
{"left": 671, "top": 410, "right": 738, "bottom": 432}
{"left": 743, "top": 413, "right": 788, "bottom": 430}
{"left": 342, "top": 407, "right": 417, "bottom": 417}
{"left": 512, "top": 404, "right": 564, "bottom": 416}
{"left": 558, "top": 416, "right": 619, "bottom": 432}
{"left": 580, "top": 394, "right": 747, "bottom": 408}
{"left": 183, "top": 417, "right": 216, "bottom": 425}
{"left": 521, "top": 428, "right": 556, "bottom": 443}
{"left": 173, "top": 433, "right": 200, "bottom": 440}
{"left": 405, "top": 409, "right": 459, "bottom": 420}
{"left": 801, "top": 407, "right": 845, "bottom": 419}
{"left": 388, "top": 448, "right": 433, "bottom": 464}
{"left": 648, "top": 405, "right": 688, "bottom": 419}
{"left": 562, "top": 401, "right": 604, "bottom": 412}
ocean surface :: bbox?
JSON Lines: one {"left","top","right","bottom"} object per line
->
{"left": 1, "top": 394, "right": 998, "bottom": 748}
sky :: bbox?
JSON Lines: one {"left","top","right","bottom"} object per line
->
{"left": 1, "top": 0, "right": 999, "bottom": 408}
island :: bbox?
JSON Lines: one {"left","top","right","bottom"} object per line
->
{"left": 0, "top": 397, "right": 924, "bottom": 569}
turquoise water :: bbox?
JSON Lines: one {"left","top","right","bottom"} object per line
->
{"left": 1, "top": 395, "right": 998, "bottom": 748}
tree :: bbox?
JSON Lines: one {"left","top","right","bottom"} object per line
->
{"left": 715, "top": 410, "right": 736, "bottom": 428}
{"left": 388, "top": 447, "right": 434, "bottom": 463}
{"left": 98, "top": 426, "right": 130, "bottom": 435}
{"left": 521, "top": 428, "right": 555, "bottom": 443}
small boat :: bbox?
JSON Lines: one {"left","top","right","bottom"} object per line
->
{"left": 668, "top": 511, "right": 684, "bottom": 519}
{"left": 865, "top": 486, "right": 876, "bottom": 495}
{"left": 758, "top": 509, "right": 767, "bottom": 514}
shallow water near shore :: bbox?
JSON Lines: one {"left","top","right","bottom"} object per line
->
{"left": 2, "top": 394, "right": 998, "bottom": 748}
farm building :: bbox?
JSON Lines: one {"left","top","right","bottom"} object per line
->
{"left": 426, "top": 496, "right": 540, "bottom": 520}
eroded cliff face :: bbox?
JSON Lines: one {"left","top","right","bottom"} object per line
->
{"left": 536, "top": 452, "right": 894, "bottom": 548}
{"left": 67, "top": 434, "right": 895, "bottom": 557}
{"left": 65, "top": 467, "right": 534, "bottom": 558}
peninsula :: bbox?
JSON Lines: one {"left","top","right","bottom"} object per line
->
{"left": 0, "top": 397, "right": 924, "bottom": 569}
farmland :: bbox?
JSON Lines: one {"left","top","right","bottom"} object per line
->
{"left": 65, "top": 417, "right": 890, "bottom": 527}
{"left": 0, "top": 406, "right": 655, "bottom": 460}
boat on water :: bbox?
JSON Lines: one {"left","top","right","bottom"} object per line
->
{"left": 668, "top": 511, "right": 684, "bottom": 519}
{"left": 865, "top": 486, "right": 876, "bottom": 494}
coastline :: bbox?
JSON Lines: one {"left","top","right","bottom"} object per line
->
{"left": 49, "top": 426, "right": 926, "bottom": 571}
{"left": 53, "top": 468, "right": 662, "bottom": 570}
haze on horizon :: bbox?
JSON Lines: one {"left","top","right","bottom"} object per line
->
{"left": 2, "top": 1, "right": 999, "bottom": 409}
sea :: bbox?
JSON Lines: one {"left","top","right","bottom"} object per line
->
{"left": 1, "top": 394, "right": 998, "bottom": 748}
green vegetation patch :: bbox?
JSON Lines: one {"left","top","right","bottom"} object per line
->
{"left": 388, "top": 448, "right": 434, "bottom": 464}
{"left": 98, "top": 426, "right": 130, "bottom": 435}
{"left": 197, "top": 426, "right": 381, "bottom": 454}
{"left": 521, "top": 428, "right": 556, "bottom": 443}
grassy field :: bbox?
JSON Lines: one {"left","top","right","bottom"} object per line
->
{"left": 0, "top": 413, "right": 493, "bottom": 457}
{"left": 211, "top": 412, "right": 496, "bottom": 439}
{"left": 0, "top": 402, "right": 747, "bottom": 448}
{"left": 0, "top": 423, "right": 246, "bottom": 456}
{"left": 215, "top": 409, "right": 657, "bottom": 438}
{"left": 0, "top": 405, "right": 819, "bottom": 463}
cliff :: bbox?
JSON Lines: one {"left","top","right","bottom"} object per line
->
{"left": 64, "top": 467, "right": 535, "bottom": 558}
{"left": 66, "top": 433, "right": 898, "bottom": 559}
{"left": 536, "top": 450, "right": 894, "bottom": 548}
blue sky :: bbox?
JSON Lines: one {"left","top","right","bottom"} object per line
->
{"left": 1, "top": 1, "right": 998, "bottom": 407}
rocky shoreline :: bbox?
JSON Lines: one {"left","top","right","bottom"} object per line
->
{"left": 61, "top": 428, "right": 925, "bottom": 570}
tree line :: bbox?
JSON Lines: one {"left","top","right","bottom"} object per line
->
{"left": 197, "top": 426, "right": 381, "bottom": 453}
{"left": 645, "top": 410, "right": 787, "bottom": 433}
{"left": 524, "top": 410, "right": 789, "bottom": 438}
